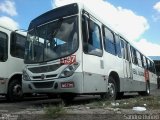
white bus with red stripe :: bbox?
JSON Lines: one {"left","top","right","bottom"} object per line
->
{"left": 22, "top": 3, "right": 157, "bottom": 101}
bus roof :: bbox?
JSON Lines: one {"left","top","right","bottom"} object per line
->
{"left": 29, "top": 3, "right": 78, "bottom": 30}
{"left": 0, "top": 25, "right": 14, "bottom": 32}
{"left": 0, "top": 25, "right": 27, "bottom": 36}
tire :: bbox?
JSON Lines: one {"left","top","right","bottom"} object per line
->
{"left": 116, "top": 92, "right": 124, "bottom": 99}
{"left": 100, "top": 93, "right": 108, "bottom": 100}
{"left": 24, "top": 93, "right": 34, "bottom": 97}
{"left": 107, "top": 77, "right": 118, "bottom": 100}
{"left": 6, "top": 79, "right": 23, "bottom": 102}
{"left": 138, "top": 82, "right": 150, "bottom": 96}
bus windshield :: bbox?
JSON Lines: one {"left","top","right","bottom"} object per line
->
{"left": 24, "top": 16, "right": 78, "bottom": 64}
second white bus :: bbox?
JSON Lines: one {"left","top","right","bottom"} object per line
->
{"left": 0, "top": 26, "right": 26, "bottom": 101}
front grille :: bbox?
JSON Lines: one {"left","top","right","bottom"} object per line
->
{"left": 32, "top": 76, "right": 41, "bottom": 79}
{"left": 46, "top": 74, "right": 57, "bottom": 78}
{"left": 33, "top": 81, "right": 54, "bottom": 88}
{"left": 28, "top": 64, "right": 62, "bottom": 73}
{"left": 32, "top": 74, "right": 57, "bottom": 80}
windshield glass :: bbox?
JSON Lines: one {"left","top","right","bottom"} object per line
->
{"left": 25, "top": 16, "right": 78, "bottom": 64}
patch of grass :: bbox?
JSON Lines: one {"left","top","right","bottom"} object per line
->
{"left": 142, "top": 96, "right": 160, "bottom": 109}
{"left": 86, "top": 99, "right": 111, "bottom": 108}
{"left": 44, "top": 104, "right": 66, "bottom": 119}
{"left": 114, "top": 97, "right": 143, "bottom": 109}
{"left": 86, "top": 96, "right": 160, "bottom": 110}
{"left": 112, "top": 96, "right": 160, "bottom": 109}
{"left": 91, "top": 100, "right": 107, "bottom": 107}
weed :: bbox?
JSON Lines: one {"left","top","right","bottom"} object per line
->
{"left": 44, "top": 104, "right": 66, "bottom": 119}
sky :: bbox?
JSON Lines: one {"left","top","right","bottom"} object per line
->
{"left": 0, "top": 0, "right": 160, "bottom": 56}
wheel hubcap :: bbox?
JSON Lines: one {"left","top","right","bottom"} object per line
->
{"left": 108, "top": 83, "right": 115, "bottom": 98}
{"left": 147, "top": 84, "right": 150, "bottom": 94}
{"left": 13, "top": 84, "right": 22, "bottom": 96}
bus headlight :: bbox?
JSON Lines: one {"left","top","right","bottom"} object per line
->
{"left": 22, "top": 70, "right": 31, "bottom": 81}
{"left": 59, "top": 62, "right": 79, "bottom": 78}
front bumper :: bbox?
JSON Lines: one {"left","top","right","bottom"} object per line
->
{"left": 22, "top": 72, "right": 83, "bottom": 94}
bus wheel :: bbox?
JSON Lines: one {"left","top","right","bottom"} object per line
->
{"left": 6, "top": 79, "right": 23, "bottom": 102}
{"left": 116, "top": 92, "right": 124, "bottom": 99}
{"left": 107, "top": 77, "right": 117, "bottom": 100}
{"left": 138, "top": 82, "right": 150, "bottom": 96}
{"left": 100, "top": 93, "right": 107, "bottom": 100}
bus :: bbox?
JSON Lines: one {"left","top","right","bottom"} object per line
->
{"left": 0, "top": 26, "right": 26, "bottom": 101}
{"left": 22, "top": 3, "right": 157, "bottom": 101}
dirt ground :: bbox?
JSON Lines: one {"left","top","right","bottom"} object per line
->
{"left": 0, "top": 89, "right": 160, "bottom": 120}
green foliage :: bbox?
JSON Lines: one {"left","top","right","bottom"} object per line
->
{"left": 44, "top": 104, "right": 66, "bottom": 119}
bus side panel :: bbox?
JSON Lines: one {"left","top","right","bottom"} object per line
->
{"left": 120, "top": 58, "right": 133, "bottom": 91}
{"left": 82, "top": 53, "right": 107, "bottom": 93}
{"left": 103, "top": 53, "right": 125, "bottom": 91}
{"left": 0, "top": 27, "right": 24, "bottom": 94}
{"left": 149, "top": 72, "right": 157, "bottom": 90}
{"left": 131, "top": 64, "right": 146, "bottom": 91}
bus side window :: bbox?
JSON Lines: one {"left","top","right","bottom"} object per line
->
{"left": 0, "top": 31, "right": 8, "bottom": 62}
{"left": 11, "top": 33, "right": 26, "bottom": 59}
{"left": 150, "top": 61, "right": 153, "bottom": 72}
{"left": 82, "top": 15, "right": 102, "bottom": 57}
{"left": 153, "top": 63, "right": 156, "bottom": 74}
{"left": 121, "top": 40, "right": 125, "bottom": 59}
{"left": 150, "top": 61, "right": 156, "bottom": 73}
{"left": 131, "top": 47, "right": 138, "bottom": 65}
{"left": 141, "top": 54, "right": 144, "bottom": 68}
{"left": 104, "top": 27, "right": 116, "bottom": 55}
{"left": 82, "top": 15, "right": 88, "bottom": 52}
{"left": 143, "top": 56, "right": 147, "bottom": 69}
{"left": 115, "top": 34, "right": 122, "bottom": 58}
{"left": 147, "top": 59, "right": 151, "bottom": 71}
{"left": 145, "top": 58, "right": 149, "bottom": 69}
{"left": 124, "top": 41, "right": 129, "bottom": 61}
{"left": 136, "top": 51, "right": 142, "bottom": 67}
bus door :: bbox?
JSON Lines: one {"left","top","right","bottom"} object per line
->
{"left": 82, "top": 15, "right": 106, "bottom": 93}
{"left": 121, "top": 39, "right": 132, "bottom": 79}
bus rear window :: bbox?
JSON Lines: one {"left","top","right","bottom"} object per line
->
{"left": 11, "top": 32, "right": 26, "bottom": 59}
{"left": 0, "top": 32, "right": 8, "bottom": 62}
